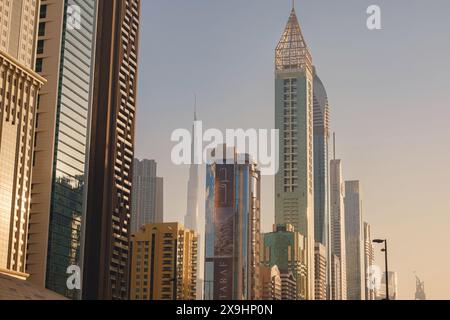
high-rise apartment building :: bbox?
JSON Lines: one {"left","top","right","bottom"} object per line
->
{"left": 275, "top": 5, "right": 315, "bottom": 300}
{"left": 82, "top": 0, "right": 141, "bottom": 300}
{"left": 129, "top": 223, "right": 198, "bottom": 300}
{"left": 314, "top": 242, "right": 327, "bottom": 300}
{"left": 26, "top": 0, "right": 99, "bottom": 299}
{"left": 0, "top": 0, "right": 44, "bottom": 279}
{"left": 345, "top": 181, "right": 364, "bottom": 300}
{"left": 260, "top": 265, "right": 282, "bottom": 300}
{"left": 330, "top": 159, "right": 347, "bottom": 300}
{"left": 261, "top": 224, "right": 308, "bottom": 300}
{"left": 131, "top": 159, "right": 163, "bottom": 232}
{"left": 363, "top": 222, "right": 375, "bottom": 300}
{"left": 204, "top": 148, "right": 261, "bottom": 300}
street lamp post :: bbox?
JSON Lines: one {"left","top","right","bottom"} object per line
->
{"left": 373, "top": 239, "right": 389, "bottom": 300}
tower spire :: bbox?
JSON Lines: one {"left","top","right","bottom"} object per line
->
{"left": 194, "top": 93, "right": 197, "bottom": 121}
{"left": 292, "top": 0, "right": 295, "bottom": 10}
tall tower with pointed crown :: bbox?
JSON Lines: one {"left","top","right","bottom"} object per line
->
{"left": 275, "top": 4, "right": 315, "bottom": 299}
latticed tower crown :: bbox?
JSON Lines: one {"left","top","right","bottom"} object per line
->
{"left": 275, "top": 8, "right": 313, "bottom": 73}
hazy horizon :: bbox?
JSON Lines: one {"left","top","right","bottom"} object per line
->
{"left": 136, "top": 0, "right": 450, "bottom": 299}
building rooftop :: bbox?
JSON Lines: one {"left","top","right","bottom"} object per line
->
{"left": 275, "top": 7, "right": 312, "bottom": 73}
{"left": 0, "top": 272, "right": 67, "bottom": 300}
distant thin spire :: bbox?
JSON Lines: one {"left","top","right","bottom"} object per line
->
{"left": 292, "top": 0, "right": 295, "bottom": 10}
{"left": 333, "top": 132, "right": 336, "bottom": 160}
{"left": 194, "top": 93, "right": 197, "bottom": 121}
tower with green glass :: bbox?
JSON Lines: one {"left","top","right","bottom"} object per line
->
{"left": 274, "top": 6, "right": 315, "bottom": 299}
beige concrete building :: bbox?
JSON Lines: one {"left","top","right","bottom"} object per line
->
{"left": 260, "top": 265, "right": 282, "bottom": 300}
{"left": 314, "top": 242, "right": 327, "bottom": 300}
{"left": 130, "top": 223, "right": 198, "bottom": 300}
{"left": 0, "top": 0, "right": 44, "bottom": 279}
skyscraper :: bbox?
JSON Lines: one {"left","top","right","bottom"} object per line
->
{"left": 345, "top": 181, "right": 364, "bottom": 300}
{"left": 184, "top": 110, "right": 199, "bottom": 233}
{"left": 330, "top": 159, "right": 347, "bottom": 300}
{"left": 0, "top": 0, "right": 44, "bottom": 279}
{"left": 312, "top": 66, "right": 331, "bottom": 299}
{"left": 261, "top": 224, "right": 308, "bottom": 300}
{"left": 275, "top": 5, "right": 315, "bottom": 299}
{"left": 313, "top": 67, "right": 330, "bottom": 247}
{"left": 363, "top": 222, "right": 375, "bottom": 300}
{"left": 184, "top": 108, "right": 202, "bottom": 299}
{"left": 129, "top": 223, "right": 198, "bottom": 300}
{"left": 26, "top": 0, "right": 99, "bottom": 299}
{"left": 204, "top": 147, "right": 261, "bottom": 300}
{"left": 131, "top": 159, "right": 164, "bottom": 232}
{"left": 82, "top": 0, "right": 141, "bottom": 300}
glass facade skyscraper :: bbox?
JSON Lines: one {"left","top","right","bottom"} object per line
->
{"left": 27, "top": 0, "right": 98, "bottom": 299}
{"left": 204, "top": 149, "right": 261, "bottom": 300}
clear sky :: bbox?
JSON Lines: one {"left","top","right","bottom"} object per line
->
{"left": 135, "top": 0, "right": 450, "bottom": 299}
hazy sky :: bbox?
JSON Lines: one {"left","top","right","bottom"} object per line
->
{"left": 135, "top": 0, "right": 450, "bottom": 299}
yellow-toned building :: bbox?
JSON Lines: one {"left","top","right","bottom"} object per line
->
{"left": 0, "top": 0, "right": 45, "bottom": 279}
{"left": 130, "top": 223, "right": 198, "bottom": 300}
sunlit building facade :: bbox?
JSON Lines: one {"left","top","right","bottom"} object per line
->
{"left": 130, "top": 223, "right": 198, "bottom": 300}
{"left": 330, "top": 159, "right": 347, "bottom": 299}
{"left": 0, "top": 0, "right": 44, "bottom": 279}
{"left": 204, "top": 149, "right": 261, "bottom": 300}
{"left": 314, "top": 242, "right": 327, "bottom": 300}
{"left": 261, "top": 224, "right": 308, "bottom": 300}
{"left": 363, "top": 222, "right": 375, "bottom": 300}
{"left": 26, "top": 0, "right": 98, "bottom": 299}
{"left": 260, "top": 265, "right": 282, "bottom": 300}
{"left": 345, "top": 180, "right": 364, "bottom": 300}
{"left": 274, "top": 7, "right": 315, "bottom": 299}
{"left": 82, "top": 0, "right": 141, "bottom": 300}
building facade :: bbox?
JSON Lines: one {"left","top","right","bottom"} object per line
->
{"left": 82, "top": 0, "right": 141, "bottom": 300}
{"left": 131, "top": 159, "right": 163, "bottom": 232}
{"left": 260, "top": 265, "right": 282, "bottom": 300}
{"left": 274, "top": 6, "right": 315, "bottom": 300}
{"left": 129, "top": 223, "right": 198, "bottom": 300}
{"left": 345, "top": 181, "right": 364, "bottom": 300}
{"left": 363, "top": 222, "right": 375, "bottom": 300}
{"left": 312, "top": 67, "right": 330, "bottom": 247}
{"left": 330, "top": 159, "right": 347, "bottom": 299}
{"left": 184, "top": 111, "right": 202, "bottom": 299}
{"left": 0, "top": 0, "right": 44, "bottom": 279}
{"left": 261, "top": 224, "right": 308, "bottom": 300}
{"left": 204, "top": 149, "right": 261, "bottom": 300}
{"left": 312, "top": 66, "right": 331, "bottom": 299}
{"left": 280, "top": 271, "right": 297, "bottom": 300}
{"left": 26, "top": 0, "right": 98, "bottom": 299}
{"left": 314, "top": 242, "right": 327, "bottom": 300}
{"left": 330, "top": 254, "right": 342, "bottom": 300}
